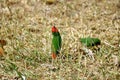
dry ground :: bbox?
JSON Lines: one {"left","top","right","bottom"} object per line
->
{"left": 0, "top": 0, "right": 120, "bottom": 80}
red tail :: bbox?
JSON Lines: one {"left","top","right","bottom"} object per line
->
{"left": 52, "top": 53, "right": 57, "bottom": 59}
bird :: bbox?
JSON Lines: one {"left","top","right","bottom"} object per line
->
{"left": 51, "top": 26, "right": 62, "bottom": 59}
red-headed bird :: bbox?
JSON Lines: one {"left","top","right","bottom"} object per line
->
{"left": 51, "top": 26, "right": 62, "bottom": 59}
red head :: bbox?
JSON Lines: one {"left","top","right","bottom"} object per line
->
{"left": 52, "top": 26, "right": 58, "bottom": 33}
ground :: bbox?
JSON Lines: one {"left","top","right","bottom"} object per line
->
{"left": 0, "top": 0, "right": 120, "bottom": 80}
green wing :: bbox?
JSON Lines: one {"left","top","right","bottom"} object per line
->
{"left": 52, "top": 34, "right": 61, "bottom": 55}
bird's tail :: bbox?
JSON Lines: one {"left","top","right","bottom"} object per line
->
{"left": 52, "top": 53, "right": 57, "bottom": 59}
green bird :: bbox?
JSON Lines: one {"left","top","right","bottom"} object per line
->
{"left": 51, "top": 26, "right": 62, "bottom": 59}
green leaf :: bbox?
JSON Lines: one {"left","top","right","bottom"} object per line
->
{"left": 80, "top": 37, "right": 101, "bottom": 47}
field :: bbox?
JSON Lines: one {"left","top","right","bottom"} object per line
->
{"left": 0, "top": 0, "right": 120, "bottom": 80}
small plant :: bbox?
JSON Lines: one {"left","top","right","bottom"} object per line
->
{"left": 80, "top": 37, "right": 101, "bottom": 47}
{"left": 3, "top": 60, "right": 25, "bottom": 80}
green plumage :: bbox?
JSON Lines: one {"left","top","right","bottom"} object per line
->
{"left": 51, "top": 32, "right": 62, "bottom": 55}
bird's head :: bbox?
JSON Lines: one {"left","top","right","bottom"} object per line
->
{"left": 52, "top": 26, "right": 59, "bottom": 36}
{"left": 52, "top": 26, "right": 58, "bottom": 33}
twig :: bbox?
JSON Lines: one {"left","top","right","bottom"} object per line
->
{"left": 103, "top": 41, "right": 116, "bottom": 48}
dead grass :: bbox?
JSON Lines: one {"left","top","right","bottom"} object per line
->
{"left": 0, "top": 0, "right": 120, "bottom": 80}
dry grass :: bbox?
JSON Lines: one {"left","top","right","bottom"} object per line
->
{"left": 0, "top": 0, "right": 120, "bottom": 80}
